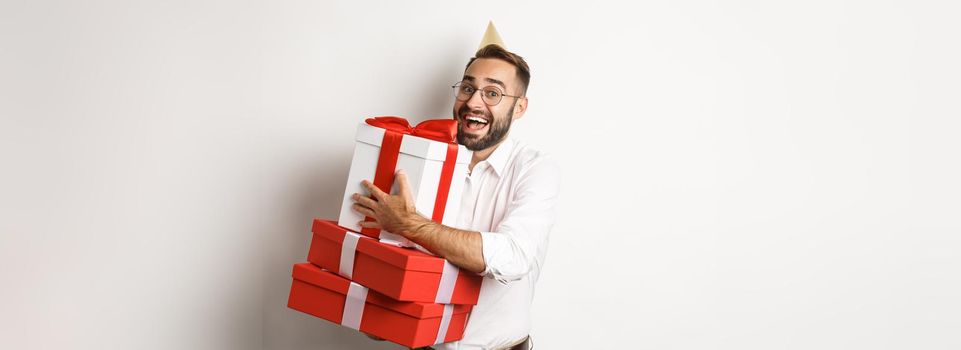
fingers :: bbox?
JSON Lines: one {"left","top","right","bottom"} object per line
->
{"left": 394, "top": 170, "right": 413, "bottom": 200}
{"left": 357, "top": 220, "right": 381, "bottom": 229}
{"left": 351, "top": 203, "right": 376, "bottom": 217}
{"left": 351, "top": 193, "right": 378, "bottom": 208}
{"left": 361, "top": 180, "right": 388, "bottom": 201}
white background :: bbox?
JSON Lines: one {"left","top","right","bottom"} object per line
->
{"left": 2, "top": 1, "right": 959, "bottom": 349}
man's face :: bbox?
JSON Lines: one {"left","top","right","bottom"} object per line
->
{"left": 453, "top": 58, "right": 526, "bottom": 152}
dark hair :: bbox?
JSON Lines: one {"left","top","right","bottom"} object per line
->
{"left": 466, "top": 44, "right": 531, "bottom": 96}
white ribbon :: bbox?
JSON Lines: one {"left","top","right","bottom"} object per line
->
{"left": 434, "top": 304, "right": 454, "bottom": 345}
{"left": 342, "top": 228, "right": 458, "bottom": 305}
{"left": 341, "top": 281, "right": 368, "bottom": 330}
{"left": 377, "top": 231, "right": 416, "bottom": 249}
{"left": 339, "top": 232, "right": 362, "bottom": 279}
{"left": 434, "top": 260, "right": 458, "bottom": 304}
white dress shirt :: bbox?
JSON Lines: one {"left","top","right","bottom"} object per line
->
{"left": 434, "top": 137, "right": 561, "bottom": 350}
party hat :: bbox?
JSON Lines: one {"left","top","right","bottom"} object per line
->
{"left": 478, "top": 21, "right": 506, "bottom": 50}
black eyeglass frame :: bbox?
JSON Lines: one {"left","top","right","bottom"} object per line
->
{"left": 451, "top": 81, "right": 524, "bottom": 106}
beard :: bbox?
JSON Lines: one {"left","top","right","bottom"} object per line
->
{"left": 454, "top": 104, "right": 514, "bottom": 151}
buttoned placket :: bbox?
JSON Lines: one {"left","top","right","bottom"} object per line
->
{"left": 460, "top": 162, "right": 488, "bottom": 229}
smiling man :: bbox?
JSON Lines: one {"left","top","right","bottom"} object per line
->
{"left": 351, "top": 42, "right": 560, "bottom": 350}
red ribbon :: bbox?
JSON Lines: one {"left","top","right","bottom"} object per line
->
{"left": 364, "top": 116, "right": 458, "bottom": 143}
{"left": 361, "top": 116, "right": 459, "bottom": 238}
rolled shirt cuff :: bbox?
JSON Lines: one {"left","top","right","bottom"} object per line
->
{"left": 479, "top": 231, "right": 523, "bottom": 284}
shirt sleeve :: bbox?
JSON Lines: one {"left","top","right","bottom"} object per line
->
{"left": 479, "top": 155, "right": 561, "bottom": 284}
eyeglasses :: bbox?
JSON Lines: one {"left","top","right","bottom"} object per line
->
{"left": 452, "top": 82, "right": 523, "bottom": 106}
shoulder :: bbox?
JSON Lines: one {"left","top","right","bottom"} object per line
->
{"left": 510, "top": 140, "right": 557, "bottom": 168}
{"left": 508, "top": 140, "right": 560, "bottom": 187}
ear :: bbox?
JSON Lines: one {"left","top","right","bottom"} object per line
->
{"left": 511, "top": 96, "right": 528, "bottom": 121}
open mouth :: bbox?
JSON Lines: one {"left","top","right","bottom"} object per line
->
{"left": 462, "top": 115, "right": 489, "bottom": 132}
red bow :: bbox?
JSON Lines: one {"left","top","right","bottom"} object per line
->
{"left": 365, "top": 116, "right": 457, "bottom": 144}
{"left": 359, "top": 116, "right": 460, "bottom": 238}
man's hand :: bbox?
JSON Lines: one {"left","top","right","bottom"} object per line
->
{"left": 352, "top": 169, "right": 487, "bottom": 273}
{"left": 350, "top": 170, "right": 430, "bottom": 239}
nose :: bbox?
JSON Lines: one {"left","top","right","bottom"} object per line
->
{"left": 466, "top": 89, "right": 487, "bottom": 109}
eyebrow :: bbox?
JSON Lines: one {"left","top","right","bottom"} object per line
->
{"left": 462, "top": 75, "right": 507, "bottom": 90}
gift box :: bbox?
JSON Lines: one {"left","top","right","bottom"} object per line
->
{"left": 337, "top": 117, "right": 471, "bottom": 247}
{"left": 288, "top": 263, "right": 472, "bottom": 348}
{"left": 309, "top": 219, "right": 482, "bottom": 305}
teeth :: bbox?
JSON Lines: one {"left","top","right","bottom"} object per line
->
{"left": 466, "top": 116, "right": 489, "bottom": 124}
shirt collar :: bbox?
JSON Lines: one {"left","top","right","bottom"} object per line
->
{"left": 480, "top": 136, "right": 515, "bottom": 177}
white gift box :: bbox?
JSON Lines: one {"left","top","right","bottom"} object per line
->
{"left": 338, "top": 120, "right": 471, "bottom": 249}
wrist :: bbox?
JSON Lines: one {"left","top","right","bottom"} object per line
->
{"left": 400, "top": 213, "right": 432, "bottom": 241}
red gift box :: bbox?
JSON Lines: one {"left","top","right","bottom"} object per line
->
{"left": 308, "top": 219, "right": 482, "bottom": 304}
{"left": 337, "top": 117, "right": 470, "bottom": 248}
{"left": 287, "top": 263, "right": 472, "bottom": 348}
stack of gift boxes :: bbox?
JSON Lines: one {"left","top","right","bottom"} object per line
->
{"left": 287, "top": 117, "right": 483, "bottom": 348}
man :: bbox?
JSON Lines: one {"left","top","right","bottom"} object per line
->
{"left": 351, "top": 43, "right": 560, "bottom": 350}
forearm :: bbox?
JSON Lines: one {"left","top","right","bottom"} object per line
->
{"left": 405, "top": 219, "right": 486, "bottom": 273}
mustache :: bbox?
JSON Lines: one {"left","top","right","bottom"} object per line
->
{"left": 457, "top": 105, "right": 491, "bottom": 120}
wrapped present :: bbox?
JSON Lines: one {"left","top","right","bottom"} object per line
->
{"left": 337, "top": 116, "right": 471, "bottom": 248}
{"left": 287, "top": 263, "right": 472, "bottom": 348}
{"left": 309, "top": 219, "right": 482, "bottom": 305}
